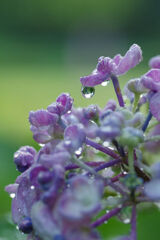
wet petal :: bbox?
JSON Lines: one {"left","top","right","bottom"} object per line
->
{"left": 29, "top": 110, "right": 58, "bottom": 127}
{"left": 150, "top": 92, "right": 160, "bottom": 121}
{"left": 149, "top": 55, "right": 160, "bottom": 69}
{"left": 80, "top": 72, "right": 108, "bottom": 87}
{"left": 142, "top": 69, "right": 160, "bottom": 91}
{"left": 116, "top": 44, "right": 142, "bottom": 75}
{"left": 31, "top": 201, "right": 60, "bottom": 239}
{"left": 144, "top": 179, "right": 160, "bottom": 200}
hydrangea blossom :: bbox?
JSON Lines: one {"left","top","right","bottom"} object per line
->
{"left": 5, "top": 45, "right": 160, "bottom": 240}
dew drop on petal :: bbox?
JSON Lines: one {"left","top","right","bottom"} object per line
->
{"left": 81, "top": 86, "right": 95, "bottom": 99}
{"left": 30, "top": 185, "right": 35, "bottom": 190}
{"left": 10, "top": 193, "right": 16, "bottom": 199}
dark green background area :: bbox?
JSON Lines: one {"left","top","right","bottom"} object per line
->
{"left": 0, "top": 0, "right": 160, "bottom": 239}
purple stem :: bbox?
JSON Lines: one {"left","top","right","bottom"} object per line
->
{"left": 91, "top": 207, "right": 122, "bottom": 228}
{"left": 111, "top": 74, "right": 125, "bottom": 107}
{"left": 85, "top": 138, "right": 120, "bottom": 159}
{"left": 65, "top": 161, "right": 105, "bottom": 171}
{"left": 130, "top": 205, "right": 137, "bottom": 240}
{"left": 111, "top": 173, "right": 124, "bottom": 182}
{"left": 142, "top": 111, "right": 152, "bottom": 132}
{"left": 95, "top": 159, "right": 121, "bottom": 172}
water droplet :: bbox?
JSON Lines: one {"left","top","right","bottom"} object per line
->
{"left": 103, "top": 141, "right": 110, "bottom": 147}
{"left": 75, "top": 147, "right": 82, "bottom": 156}
{"left": 10, "top": 193, "right": 15, "bottom": 199}
{"left": 104, "top": 221, "right": 108, "bottom": 224}
{"left": 81, "top": 86, "right": 95, "bottom": 99}
{"left": 39, "top": 143, "right": 45, "bottom": 147}
{"left": 30, "top": 185, "right": 35, "bottom": 190}
{"left": 123, "top": 218, "right": 130, "bottom": 224}
{"left": 118, "top": 206, "right": 131, "bottom": 224}
{"left": 16, "top": 225, "right": 19, "bottom": 230}
{"left": 67, "top": 110, "right": 71, "bottom": 114}
{"left": 101, "top": 81, "right": 109, "bottom": 87}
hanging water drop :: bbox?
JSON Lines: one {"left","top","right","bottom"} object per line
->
{"left": 123, "top": 218, "right": 130, "bottom": 224}
{"left": 10, "top": 193, "right": 16, "bottom": 199}
{"left": 101, "top": 81, "right": 109, "bottom": 87}
{"left": 81, "top": 86, "right": 95, "bottom": 99}
{"left": 30, "top": 185, "right": 35, "bottom": 190}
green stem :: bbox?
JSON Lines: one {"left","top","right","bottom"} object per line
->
{"left": 145, "top": 135, "right": 160, "bottom": 142}
{"left": 128, "top": 147, "right": 135, "bottom": 174}
{"left": 133, "top": 94, "right": 140, "bottom": 113}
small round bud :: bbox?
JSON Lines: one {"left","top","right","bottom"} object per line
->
{"left": 121, "top": 174, "right": 143, "bottom": 190}
{"left": 118, "top": 127, "right": 144, "bottom": 147}
{"left": 14, "top": 146, "right": 36, "bottom": 172}
{"left": 18, "top": 217, "right": 33, "bottom": 234}
{"left": 84, "top": 105, "right": 99, "bottom": 122}
{"left": 149, "top": 55, "right": 160, "bottom": 69}
{"left": 127, "top": 78, "right": 147, "bottom": 94}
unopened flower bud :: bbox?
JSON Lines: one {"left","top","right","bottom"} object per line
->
{"left": 118, "top": 127, "right": 144, "bottom": 147}
{"left": 18, "top": 217, "right": 33, "bottom": 234}
{"left": 14, "top": 146, "right": 36, "bottom": 172}
{"left": 149, "top": 55, "right": 160, "bottom": 69}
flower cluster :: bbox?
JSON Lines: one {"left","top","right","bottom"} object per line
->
{"left": 6, "top": 45, "right": 160, "bottom": 240}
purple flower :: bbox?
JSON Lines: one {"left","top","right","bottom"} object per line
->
{"left": 14, "top": 146, "right": 36, "bottom": 172}
{"left": 29, "top": 109, "right": 66, "bottom": 143}
{"left": 29, "top": 110, "right": 58, "bottom": 127}
{"left": 98, "top": 111, "right": 124, "bottom": 140}
{"left": 149, "top": 55, "right": 160, "bottom": 69}
{"left": 11, "top": 173, "right": 40, "bottom": 225}
{"left": 144, "top": 179, "right": 160, "bottom": 200}
{"left": 151, "top": 162, "right": 160, "bottom": 178}
{"left": 141, "top": 69, "right": 160, "bottom": 91}
{"left": 80, "top": 44, "right": 142, "bottom": 87}
{"left": 64, "top": 124, "right": 86, "bottom": 153}
{"left": 31, "top": 201, "right": 60, "bottom": 239}
{"left": 48, "top": 93, "right": 73, "bottom": 115}
{"left": 150, "top": 92, "right": 160, "bottom": 121}
{"left": 83, "top": 105, "right": 99, "bottom": 121}
{"left": 145, "top": 124, "right": 160, "bottom": 152}
{"left": 57, "top": 176, "right": 103, "bottom": 222}
{"left": 103, "top": 99, "right": 117, "bottom": 112}
{"left": 126, "top": 78, "right": 147, "bottom": 94}
{"left": 118, "top": 127, "right": 144, "bottom": 147}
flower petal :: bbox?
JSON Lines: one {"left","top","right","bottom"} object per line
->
{"left": 116, "top": 44, "right": 142, "bottom": 75}
{"left": 150, "top": 92, "right": 160, "bottom": 121}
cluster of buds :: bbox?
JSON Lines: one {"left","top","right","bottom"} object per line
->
{"left": 5, "top": 46, "right": 160, "bottom": 240}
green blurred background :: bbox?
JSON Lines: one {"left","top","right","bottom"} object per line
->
{"left": 0, "top": 0, "right": 160, "bottom": 239}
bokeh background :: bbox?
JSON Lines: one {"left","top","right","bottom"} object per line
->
{"left": 0, "top": 0, "right": 160, "bottom": 239}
